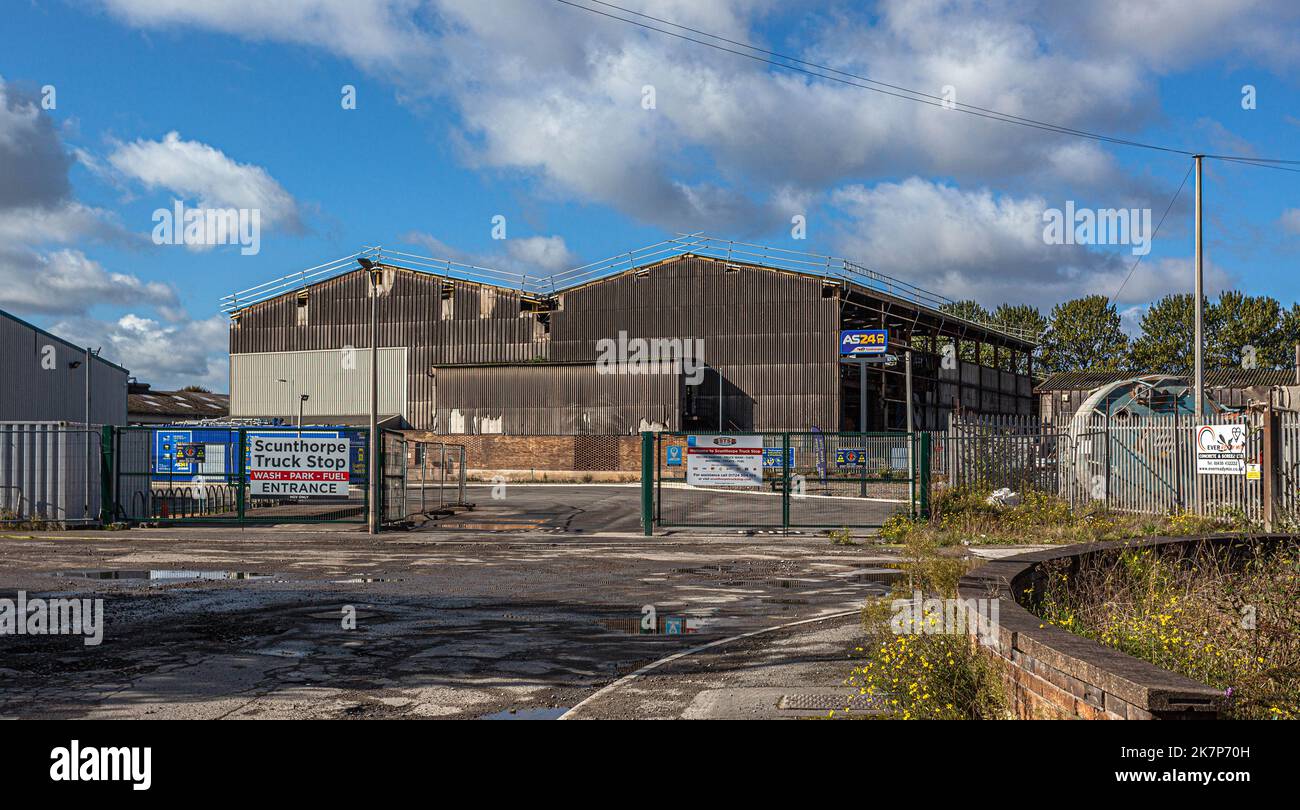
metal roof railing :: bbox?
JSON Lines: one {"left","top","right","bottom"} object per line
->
{"left": 219, "top": 234, "right": 1039, "bottom": 344}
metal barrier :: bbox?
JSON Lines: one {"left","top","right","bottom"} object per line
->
{"left": 643, "top": 431, "right": 926, "bottom": 534}
{"left": 0, "top": 423, "right": 103, "bottom": 525}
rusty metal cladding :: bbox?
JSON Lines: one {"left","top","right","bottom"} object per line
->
{"left": 229, "top": 254, "right": 1034, "bottom": 434}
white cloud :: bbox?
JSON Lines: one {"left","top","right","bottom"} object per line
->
{"left": 54, "top": 313, "right": 229, "bottom": 391}
{"left": 399, "top": 231, "right": 580, "bottom": 276}
{"left": 108, "top": 131, "right": 303, "bottom": 232}
{"left": 829, "top": 178, "right": 1229, "bottom": 309}
{"left": 0, "top": 247, "right": 179, "bottom": 317}
{"left": 96, "top": 0, "right": 433, "bottom": 75}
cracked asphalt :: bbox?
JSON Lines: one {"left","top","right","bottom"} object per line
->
{"left": 0, "top": 485, "right": 905, "bottom": 719}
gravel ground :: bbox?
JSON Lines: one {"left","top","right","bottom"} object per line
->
{"left": 0, "top": 503, "right": 903, "bottom": 719}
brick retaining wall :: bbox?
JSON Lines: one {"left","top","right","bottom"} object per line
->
{"left": 959, "top": 535, "right": 1291, "bottom": 720}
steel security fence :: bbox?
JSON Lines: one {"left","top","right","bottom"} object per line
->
{"left": 645, "top": 431, "right": 925, "bottom": 533}
{"left": 0, "top": 423, "right": 104, "bottom": 525}
{"left": 110, "top": 425, "right": 370, "bottom": 524}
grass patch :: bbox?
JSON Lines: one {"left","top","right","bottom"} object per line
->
{"left": 1031, "top": 541, "right": 1300, "bottom": 719}
{"left": 883, "top": 486, "right": 1255, "bottom": 547}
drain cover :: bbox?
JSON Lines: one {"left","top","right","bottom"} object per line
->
{"left": 778, "top": 692, "right": 885, "bottom": 712}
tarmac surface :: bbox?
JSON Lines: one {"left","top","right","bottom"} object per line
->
{"left": 0, "top": 486, "right": 909, "bottom": 719}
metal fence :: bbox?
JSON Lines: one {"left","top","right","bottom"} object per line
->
{"left": 110, "top": 425, "right": 370, "bottom": 524}
{"left": 379, "top": 434, "right": 470, "bottom": 523}
{"left": 647, "top": 431, "right": 925, "bottom": 532}
{"left": 0, "top": 423, "right": 103, "bottom": 525}
{"left": 932, "top": 412, "right": 1272, "bottom": 523}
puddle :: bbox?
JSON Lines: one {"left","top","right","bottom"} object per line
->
{"left": 478, "top": 707, "right": 569, "bottom": 720}
{"left": 53, "top": 569, "right": 272, "bottom": 583}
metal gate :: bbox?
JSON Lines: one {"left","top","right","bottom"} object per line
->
{"left": 108, "top": 425, "right": 371, "bottom": 524}
{"left": 642, "top": 431, "right": 928, "bottom": 534}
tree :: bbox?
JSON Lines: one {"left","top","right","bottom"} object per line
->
{"left": 180, "top": 385, "right": 213, "bottom": 393}
{"left": 1039, "top": 295, "right": 1129, "bottom": 374}
{"left": 939, "top": 300, "right": 990, "bottom": 364}
{"left": 989, "top": 304, "right": 1046, "bottom": 374}
{"left": 1130, "top": 293, "right": 1195, "bottom": 374}
{"left": 1131, "top": 291, "right": 1288, "bottom": 373}
{"left": 1208, "top": 291, "right": 1283, "bottom": 369}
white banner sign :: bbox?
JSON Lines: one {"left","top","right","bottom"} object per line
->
{"left": 249, "top": 435, "right": 351, "bottom": 497}
{"left": 1195, "top": 424, "right": 1246, "bottom": 475}
{"left": 686, "top": 435, "right": 763, "bottom": 487}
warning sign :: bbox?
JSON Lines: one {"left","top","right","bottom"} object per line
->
{"left": 249, "top": 435, "right": 351, "bottom": 497}
{"left": 686, "top": 435, "right": 763, "bottom": 487}
{"left": 1195, "top": 424, "right": 1246, "bottom": 475}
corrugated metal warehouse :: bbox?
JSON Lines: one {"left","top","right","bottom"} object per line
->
{"left": 1, "top": 308, "right": 128, "bottom": 425}
{"left": 226, "top": 236, "right": 1036, "bottom": 434}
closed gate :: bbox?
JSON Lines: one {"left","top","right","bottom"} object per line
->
{"left": 108, "top": 425, "right": 372, "bottom": 525}
{"left": 642, "top": 431, "right": 929, "bottom": 534}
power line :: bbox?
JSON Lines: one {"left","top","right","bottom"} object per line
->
{"left": 554, "top": 0, "right": 1298, "bottom": 169}
{"left": 1110, "top": 163, "right": 1195, "bottom": 304}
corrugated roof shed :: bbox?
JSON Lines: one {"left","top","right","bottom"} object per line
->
{"left": 128, "top": 389, "right": 230, "bottom": 419}
{"left": 1036, "top": 369, "right": 1296, "bottom": 392}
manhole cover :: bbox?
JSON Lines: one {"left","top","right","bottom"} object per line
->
{"left": 779, "top": 692, "right": 887, "bottom": 712}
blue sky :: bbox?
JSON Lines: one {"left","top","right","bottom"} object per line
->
{"left": 3, "top": 0, "right": 1297, "bottom": 389}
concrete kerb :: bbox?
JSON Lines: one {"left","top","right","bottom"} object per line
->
{"left": 558, "top": 609, "right": 860, "bottom": 720}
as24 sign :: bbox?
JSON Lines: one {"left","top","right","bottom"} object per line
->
{"left": 840, "top": 329, "right": 888, "bottom": 356}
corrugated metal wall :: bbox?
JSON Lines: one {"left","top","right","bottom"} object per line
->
{"left": 229, "top": 347, "right": 407, "bottom": 420}
{"left": 227, "top": 254, "right": 1035, "bottom": 434}
{"left": 1, "top": 312, "right": 128, "bottom": 424}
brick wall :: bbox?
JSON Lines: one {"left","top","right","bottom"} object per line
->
{"left": 401, "top": 432, "right": 644, "bottom": 472}
{"left": 958, "top": 537, "right": 1252, "bottom": 720}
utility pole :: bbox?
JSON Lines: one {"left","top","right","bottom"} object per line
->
{"left": 365, "top": 260, "right": 380, "bottom": 535}
{"left": 1193, "top": 154, "right": 1204, "bottom": 419}
{"left": 1192, "top": 154, "right": 1205, "bottom": 517}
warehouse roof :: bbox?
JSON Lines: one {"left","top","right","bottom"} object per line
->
{"left": 221, "top": 234, "right": 1037, "bottom": 347}
{"left": 128, "top": 387, "right": 229, "bottom": 419}
{"left": 1036, "top": 368, "right": 1297, "bottom": 392}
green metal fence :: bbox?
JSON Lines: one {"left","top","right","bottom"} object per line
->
{"left": 108, "top": 425, "right": 372, "bottom": 525}
{"left": 642, "top": 431, "right": 929, "bottom": 534}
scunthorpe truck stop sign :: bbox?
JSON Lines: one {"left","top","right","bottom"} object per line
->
{"left": 249, "top": 435, "right": 351, "bottom": 497}
{"left": 839, "top": 329, "right": 888, "bottom": 356}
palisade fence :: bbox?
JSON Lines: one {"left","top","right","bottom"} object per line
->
{"left": 0, "top": 423, "right": 103, "bottom": 525}
{"left": 936, "top": 411, "right": 1290, "bottom": 526}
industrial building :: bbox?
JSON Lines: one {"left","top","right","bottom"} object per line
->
{"left": 225, "top": 236, "right": 1036, "bottom": 435}
{"left": 1, "top": 307, "right": 128, "bottom": 424}
{"left": 127, "top": 382, "right": 230, "bottom": 424}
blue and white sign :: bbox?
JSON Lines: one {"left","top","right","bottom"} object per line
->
{"left": 664, "top": 617, "right": 683, "bottom": 635}
{"left": 839, "top": 329, "right": 888, "bottom": 356}
{"left": 762, "top": 448, "right": 796, "bottom": 469}
{"left": 666, "top": 445, "right": 683, "bottom": 466}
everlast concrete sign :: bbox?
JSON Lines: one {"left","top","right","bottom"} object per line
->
{"left": 249, "top": 436, "right": 350, "bottom": 497}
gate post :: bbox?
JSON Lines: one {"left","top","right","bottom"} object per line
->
{"left": 640, "top": 431, "right": 654, "bottom": 536}
{"left": 781, "top": 432, "right": 790, "bottom": 532}
{"left": 99, "top": 425, "right": 114, "bottom": 524}
{"left": 918, "top": 431, "right": 931, "bottom": 520}
{"left": 1262, "top": 404, "right": 1277, "bottom": 531}
{"left": 236, "top": 428, "right": 246, "bottom": 522}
